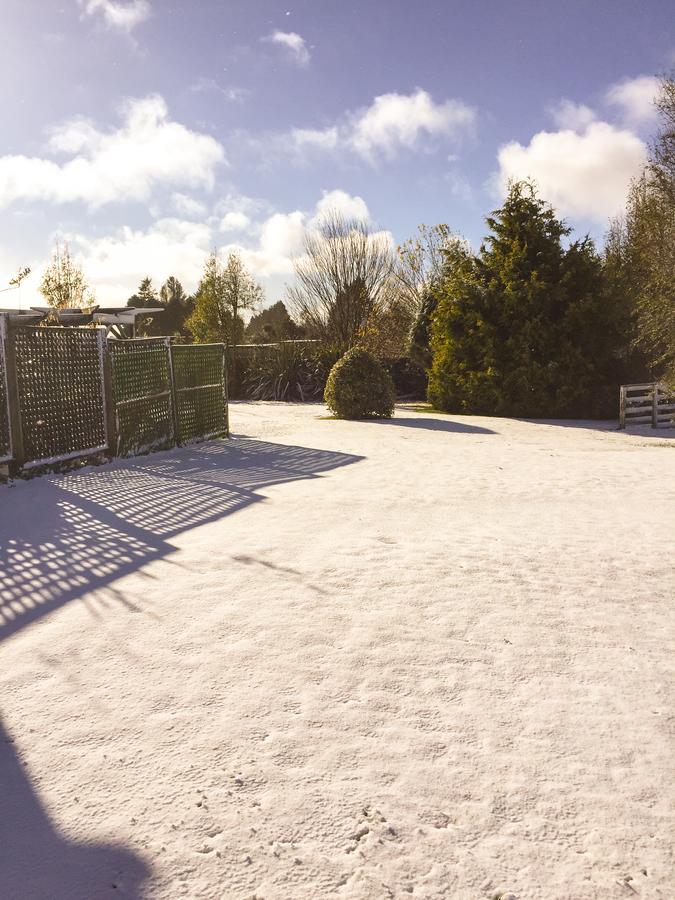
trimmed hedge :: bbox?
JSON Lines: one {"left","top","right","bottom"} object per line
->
{"left": 324, "top": 348, "right": 395, "bottom": 419}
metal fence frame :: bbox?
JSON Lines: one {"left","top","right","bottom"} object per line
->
{"left": 0, "top": 317, "right": 229, "bottom": 474}
{"left": 0, "top": 316, "right": 13, "bottom": 464}
{"left": 108, "top": 336, "right": 175, "bottom": 458}
{"left": 171, "top": 343, "right": 229, "bottom": 444}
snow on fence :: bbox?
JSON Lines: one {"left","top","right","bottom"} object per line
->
{"left": 0, "top": 316, "right": 228, "bottom": 473}
{"left": 619, "top": 382, "right": 675, "bottom": 429}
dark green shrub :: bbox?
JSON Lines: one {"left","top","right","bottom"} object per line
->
{"left": 324, "top": 348, "right": 395, "bottom": 419}
{"left": 380, "top": 356, "right": 427, "bottom": 400}
{"left": 244, "top": 341, "right": 320, "bottom": 401}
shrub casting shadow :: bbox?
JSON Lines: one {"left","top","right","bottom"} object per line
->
{"left": 373, "top": 416, "right": 495, "bottom": 434}
{"left": 0, "top": 437, "right": 362, "bottom": 642}
{"left": 0, "top": 717, "right": 149, "bottom": 899}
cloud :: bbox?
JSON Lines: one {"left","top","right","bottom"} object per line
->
{"left": 605, "top": 75, "right": 660, "bottom": 127}
{"left": 188, "top": 78, "right": 248, "bottom": 103}
{"left": 290, "top": 127, "right": 340, "bottom": 151}
{"left": 171, "top": 192, "right": 208, "bottom": 218}
{"left": 80, "top": 0, "right": 151, "bottom": 31}
{"left": 548, "top": 99, "right": 596, "bottom": 131}
{"left": 224, "top": 190, "right": 373, "bottom": 278}
{"left": 220, "top": 211, "right": 251, "bottom": 233}
{"left": 67, "top": 218, "right": 212, "bottom": 305}
{"left": 0, "top": 95, "right": 225, "bottom": 209}
{"left": 265, "top": 30, "right": 310, "bottom": 67}
{"left": 33, "top": 191, "right": 374, "bottom": 307}
{"left": 314, "top": 189, "right": 369, "bottom": 221}
{"left": 280, "top": 89, "right": 475, "bottom": 163}
{"left": 348, "top": 90, "right": 476, "bottom": 161}
{"left": 496, "top": 121, "right": 647, "bottom": 221}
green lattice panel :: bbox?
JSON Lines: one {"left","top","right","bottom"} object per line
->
{"left": 15, "top": 327, "right": 106, "bottom": 465}
{"left": 0, "top": 328, "right": 10, "bottom": 462}
{"left": 172, "top": 345, "right": 227, "bottom": 444}
{"left": 109, "top": 339, "right": 174, "bottom": 457}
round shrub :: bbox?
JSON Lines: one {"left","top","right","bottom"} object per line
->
{"left": 324, "top": 348, "right": 396, "bottom": 419}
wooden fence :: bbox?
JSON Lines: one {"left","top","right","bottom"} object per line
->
{"left": 0, "top": 317, "right": 228, "bottom": 474}
{"left": 619, "top": 382, "right": 675, "bottom": 428}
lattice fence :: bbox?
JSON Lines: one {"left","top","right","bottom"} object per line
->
{"left": 0, "top": 317, "right": 11, "bottom": 463}
{"left": 0, "top": 321, "right": 228, "bottom": 473}
{"left": 109, "top": 338, "right": 174, "bottom": 457}
{"left": 14, "top": 326, "right": 107, "bottom": 467}
{"left": 172, "top": 344, "right": 228, "bottom": 444}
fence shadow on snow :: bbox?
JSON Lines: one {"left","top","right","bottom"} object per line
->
{"left": 0, "top": 717, "right": 150, "bottom": 899}
{"left": 0, "top": 437, "right": 362, "bottom": 642}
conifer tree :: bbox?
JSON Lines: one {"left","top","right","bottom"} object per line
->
{"left": 428, "top": 181, "right": 627, "bottom": 417}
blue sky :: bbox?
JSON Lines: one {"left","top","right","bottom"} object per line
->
{"left": 1, "top": 0, "right": 673, "bottom": 308}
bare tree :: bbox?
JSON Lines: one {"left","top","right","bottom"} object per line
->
{"left": 393, "top": 223, "right": 463, "bottom": 315}
{"left": 288, "top": 211, "right": 394, "bottom": 350}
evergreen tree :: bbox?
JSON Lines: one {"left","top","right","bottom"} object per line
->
{"left": 245, "top": 300, "right": 302, "bottom": 342}
{"left": 159, "top": 276, "right": 194, "bottom": 337}
{"left": 127, "top": 277, "right": 158, "bottom": 308}
{"left": 428, "top": 181, "right": 627, "bottom": 417}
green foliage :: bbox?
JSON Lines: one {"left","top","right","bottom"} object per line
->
{"left": 428, "top": 181, "right": 628, "bottom": 417}
{"left": 188, "top": 250, "right": 262, "bottom": 345}
{"left": 245, "top": 301, "right": 303, "bottom": 343}
{"left": 607, "top": 77, "right": 675, "bottom": 384}
{"left": 380, "top": 356, "right": 427, "bottom": 400}
{"left": 127, "top": 276, "right": 194, "bottom": 338}
{"left": 324, "top": 348, "right": 395, "bottom": 419}
{"left": 408, "top": 291, "right": 438, "bottom": 368}
{"left": 242, "top": 342, "right": 322, "bottom": 401}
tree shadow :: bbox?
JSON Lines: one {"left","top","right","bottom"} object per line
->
{"left": 0, "top": 717, "right": 149, "bottom": 899}
{"left": 516, "top": 418, "right": 675, "bottom": 439}
{"left": 0, "top": 437, "right": 361, "bottom": 642}
{"left": 375, "top": 416, "right": 496, "bottom": 434}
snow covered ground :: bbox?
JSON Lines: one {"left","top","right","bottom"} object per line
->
{"left": 0, "top": 402, "right": 673, "bottom": 900}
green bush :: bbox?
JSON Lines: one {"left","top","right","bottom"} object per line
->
{"left": 324, "top": 348, "right": 395, "bottom": 419}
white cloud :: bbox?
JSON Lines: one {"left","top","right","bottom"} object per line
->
{"left": 348, "top": 89, "right": 476, "bottom": 161}
{"left": 67, "top": 218, "right": 212, "bottom": 305}
{"left": 266, "top": 30, "right": 310, "bottom": 66}
{"left": 314, "top": 189, "right": 369, "bottom": 221}
{"left": 224, "top": 190, "right": 373, "bottom": 278}
{"left": 171, "top": 193, "right": 208, "bottom": 218}
{"left": 290, "top": 127, "right": 340, "bottom": 151}
{"left": 0, "top": 95, "right": 225, "bottom": 209}
{"left": 220, "top": 211, "right": 251, "bottom": 233}
{"left": 605, "top": 75, "right": 660, "bottom": 127}
{"left": 549, "top": 99, "right": 596, "bottom": 131}
{"left": 188, "top": 78, "right": 248, "bottom": 103}
{"left": 22, "top": 191, "right": 374, "bottom": 308}
{"left": 283, "top": 89, "right": 475, "bottom": 163}
{"left": 497, "top": 121, "right": 647, "bottom": 221}
{"left": 81, "top": 0, "right": 151, "bottom": 31}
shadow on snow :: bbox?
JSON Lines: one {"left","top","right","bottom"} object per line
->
{"left": 376, "top": 416, "right": 496, "bottom": 434}
{"left": 0, "top": 716, "right": 150, "bottom": 900}
{"left": 0, "top": 436, "right": 362, "bottom": 643}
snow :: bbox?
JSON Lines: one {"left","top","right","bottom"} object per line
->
{"left": 0, "top": 401, "right": 673, "bottom": 899}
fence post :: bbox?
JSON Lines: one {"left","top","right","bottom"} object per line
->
{"left": 99, "top": 329, "right": 117, "bottom": 457}
{"left": 222, "top": 344, "right": 229, "bottom": 437}
{"left": 166, "top": 338, "right": 180, "bottom": 447}
{"left": 3, "top": 322, "right": 24, "bottom": 474}
{"left": 652, "top": 383, "right": 659, "bottom": 429}
{"left": 619, "top": 385, "right": 626, "bottom": 429}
